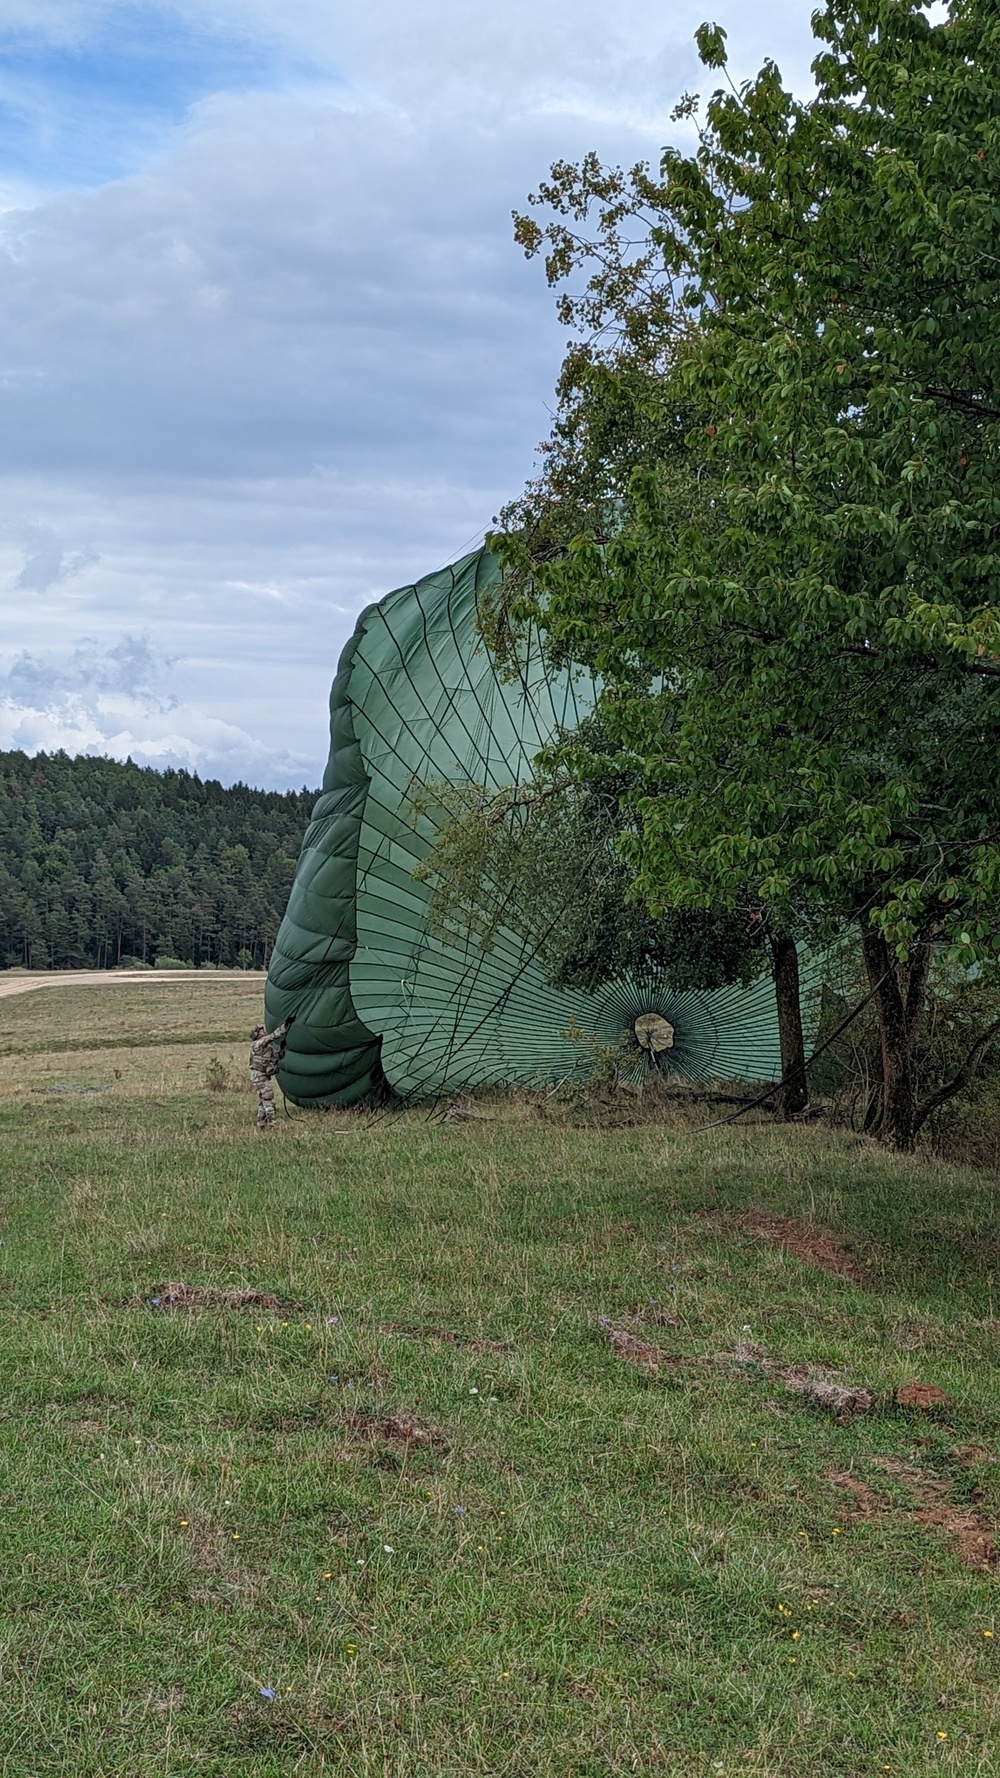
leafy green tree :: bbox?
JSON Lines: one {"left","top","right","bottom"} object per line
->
{"left": 499, "top": 0, "right": 1000, "bottom": 1148}
{"left": 490, "top": 189, "right": 811, "bottom": 1112}
{"left": 415, "top": 747, "right": 766, "bottom": 1031}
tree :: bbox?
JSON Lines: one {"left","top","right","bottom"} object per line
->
{"left": 490, "top": 190, "right": 813, "bottom": 1115}
{"left": 0, "top": 751, "right": 317, "bottom": 972}
{"left": 414, "top": 755, "right": 766, "bottom": 1055}
{"left": 498, "top": 0, "right": 1000, "bottom": 1148}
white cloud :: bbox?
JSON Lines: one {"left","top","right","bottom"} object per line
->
{"left": 10, "top": 521, "right": 100, "bottom": 591}
{"left": 0, "top": 631, "right": 164, "bottom": 698}
{"left": 0, "top": 689, "right": 313, "bottom": 781}
{"left": 0, "top": 631, "right": 315, "bottom": 782}
{"left": 0, "top": 0, "right": 820, "bottom": 787}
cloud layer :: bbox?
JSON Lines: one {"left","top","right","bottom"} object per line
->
{"left": 0, "top": 0, "right": 818, "bottom": 787}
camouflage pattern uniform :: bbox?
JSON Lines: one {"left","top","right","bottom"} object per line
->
{"left": 249, "top": 1018, "right": 292, "bottom": 1130}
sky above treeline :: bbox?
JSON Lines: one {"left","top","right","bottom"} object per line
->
{"left": 0, "top": 0, "right": 818, "bottom": 789}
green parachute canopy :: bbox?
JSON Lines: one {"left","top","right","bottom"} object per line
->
{"left": 265, "top": 546, "right": 797, "bottom": 1107}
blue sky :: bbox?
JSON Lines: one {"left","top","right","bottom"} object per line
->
{"left": 0, "top": 0, "right": 819, "bottom": 787}
{"left": 0, "top": 11, "right": 311, "bottom": 189}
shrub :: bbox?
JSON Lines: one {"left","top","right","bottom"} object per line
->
{"left": 818, "top": 952, "right": 1000, "bottom": 1152}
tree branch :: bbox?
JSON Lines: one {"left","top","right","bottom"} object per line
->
{"left": 698, "top": 968, "right": 891, "bottom": 1132}
{"left": 921, "top": 387, "right": 1000, "bottom": 423}
{"left": 912, "top": 1017, "right": 1000, "bottom": 1137}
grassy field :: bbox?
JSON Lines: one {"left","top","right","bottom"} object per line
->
{"left": 0, "top": 978, "right": 998, "bottom": 1775}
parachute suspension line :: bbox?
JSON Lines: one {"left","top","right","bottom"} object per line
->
{"left": 414, "top": 826, "right": 620, "bottom": 1102}
{"left": 443, "top": 581, "right": 541, "bottom": 785}
{"left": 360, "top": 564, "right": 582, "bottom": 1097}
{"left": 366, "top": 573, "right": 509, "bottom": 789}
{"left": 421, "top": 576, "right": 528, "bottom": 790}
{"left": 384, "top": 729, "right": 607, "bottom": 1096}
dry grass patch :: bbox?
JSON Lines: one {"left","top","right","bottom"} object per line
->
{"left": 621, "top": 1302, "right": 679, "bottom": 1327}
{"left": 730, "top": 1339, "right": 875, "bottom": 1422}
{"left": 379, "top": 1319, "right": 510, "bottom": 1355}
{"left": 345, "top": 1409, "right": 445, "bottom": 1450}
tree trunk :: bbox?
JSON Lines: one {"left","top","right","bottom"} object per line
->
{"left": 859, "top": 922, "right": 933, "bottom": 1151}
{"left": 770, "top": 932, "right": 809, "bottom": 1118}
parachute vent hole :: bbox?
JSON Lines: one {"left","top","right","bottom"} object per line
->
{"left": 633, "top": 1012, "right": 675, "bottom": 1054}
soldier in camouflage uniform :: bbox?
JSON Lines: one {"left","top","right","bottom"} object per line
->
{"left": 249, "top": 1015, "right": 294, "bottom": 1131}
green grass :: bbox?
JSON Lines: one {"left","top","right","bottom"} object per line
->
{"left": 0, "top": 980, "right": 998, "bottom": 1774}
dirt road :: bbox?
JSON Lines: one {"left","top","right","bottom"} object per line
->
{"left": 0, "top": 970, "right": 261, "bottom": 1000}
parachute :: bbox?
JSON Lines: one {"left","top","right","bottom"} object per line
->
{"left": 264, "top": 545, "right": 798, "bottom": 1107}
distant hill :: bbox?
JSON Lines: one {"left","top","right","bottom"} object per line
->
{"left": 0, "top": 751, "right": 317, "bottom": 971}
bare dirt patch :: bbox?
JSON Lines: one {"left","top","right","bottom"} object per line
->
{"left": 894, "top": 1381, "right": 953, "bottom": 1413}
{"left": 0, "top": 968, "right": 224, "bottom": 1000}
{"left": 598, "top": 1319, "right": 684, "bottom": 1374}
{"left": 728, "top": 1210, "right": 865, "bottom": 1283}
{"left": 827, "top": 1472, "right": 885, "bottom": 1517}
{"left": 912, "top": 1506, "right": 997, "bottom": 1569}
{"left": 346, "top": 1409, "right": 445, "bottom": 1450}
{"left": 135, "top": 1283, "right": 285, "bottom": 1311}
{"left": 868, "top": 1454, "right": 951, "bottom": 1497}
{"left": 830, "top": 1458, "right": 998, "bottom": 1569}
{"left": 948, "top": 1442, "right": 997, "bottom": 1468}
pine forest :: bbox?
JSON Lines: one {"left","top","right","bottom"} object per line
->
{"left": 0, "top": 751, "right": 316, "bottom": 972}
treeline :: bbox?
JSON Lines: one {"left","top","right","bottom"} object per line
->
{"left": 0, "top": 751, "right": 316, "bottom": 971}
